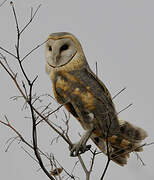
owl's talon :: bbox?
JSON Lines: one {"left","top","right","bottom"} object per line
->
{"left": 70, "top": 143, "right": 91, "bottom": 157}
{"left": 70, "top": 127, "right": 94, "bottom": 156}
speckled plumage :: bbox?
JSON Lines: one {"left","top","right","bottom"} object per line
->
{"left": 45, "top": 32, "right": 148, "bottom": 166}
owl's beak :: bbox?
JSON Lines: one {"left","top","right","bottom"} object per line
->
{"left": 56, "top": 54, "right": 61, "bottom": 62}
{"left": 53, "top": 54, "right": 61, "bottom": 66}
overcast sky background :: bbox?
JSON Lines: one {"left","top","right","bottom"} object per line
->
{"left": 0, "top": 0, "right": 154, "bottom": 179}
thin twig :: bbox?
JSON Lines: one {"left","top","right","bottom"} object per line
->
{"left": 5, "top": 136, "right": 19, "bottom": 152}
{"left": 134, "top": 152, "right": 146, "bottom": 166}
{"left": 0, "top": 46, "right": 17, "bottom": 59}
{"left": 11, "top": 2, "right": 31, "bottom": 84}
{"left": 9, "top": 3, "right": 55, "bottom": 179}
{"left": 21, "top": 40, "right": 47, "bottom": 62}
{"left": 100, "top": 137, "right": 111, "bottom": 179}
{"left": 20, "top": 4, "right": 41, "bottom": 34}
{"left": 70, "top": 161, "right": 79, "bottom": 179}
{"left": 95, "top": 61, "right": 98, "bottom": 77}
{"left": 1, "top": 53, "right": 16, "bottom": 76}
{"left": 36, "top": 104, "right": 64, "bottom": 126}
{"left": 0, "top": 58, "right": 72, "bottom": 146}
{"left": 0, "top": 118, "right": 33, "bottom": 150}
{"left": 28, "top": 78, "right": 55, "bottom": 180}
{"left": 78, "top": 155, "right": 89, "bottom": 179}
{"left": 52, "top": 157, "right": 62, "bottom": 180}
{"left": 21, "top": 146, "right": 39, "bottom": 164}
{"left": 35, "top": 102, "right": 52, "bottom": 121}
{"left": 100, "top": 113, "right": 112, "bottom": 179}
{"left": 89, "top": 149, "right": 97, "bottom": 173}
{"left": 0, "top": 2, "right": 99, "bottom": 180}
{"left": 112, "top": 87, "right": 126, "bottom": 100}
{"left": 117, "top": 103, "right": 133, "bottom": 115}
{"left": 52, "top": 155, "right": 76, "bottom": 179}
{"left": 100, "top": 158, "right": 110, "bottom": 180}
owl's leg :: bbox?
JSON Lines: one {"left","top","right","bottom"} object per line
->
{"left": 70, "top": 113, "right": 95, "bottom": 157}
{"left": 70, "top": 128, "right": 94, "bottom": 157}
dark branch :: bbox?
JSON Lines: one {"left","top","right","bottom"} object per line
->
{"left": 9, "top": 2, "right": 55, "bottom": 179}
{"left": 20, "top": 4, "right": 41, "bottom": 35}
{"left": 0, "top": 46, "right": 17, "bottom": 59}
{"left": 112, "top": 87, "right": 126, "bottom": 100}
{"left": 21, "top": 40, "right": 47, "bottom": 62}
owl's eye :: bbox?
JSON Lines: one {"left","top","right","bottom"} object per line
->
{"left": 48, "top": 46, "right": 52, "bottom": 51}
{"left": 60, "top": 44, "right": 69, "bottom": 52}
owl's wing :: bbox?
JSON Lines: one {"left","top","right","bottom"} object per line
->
{"left": 77, "top": 67, "right": 112, "bottom": 101}
{"left": 68, "top": 67, "right": 114, "bottom": 107}
{"left": 63, "top": 67, "right": 113, "bottom": 114}
{"left": 75, "top": 67, "right": 120, "bottom": 131}
{"left": 54, "top": 67, "right": 120, "bottom": 136}
{"left": 54, "top": 67, "right": 147, "bottom": 166}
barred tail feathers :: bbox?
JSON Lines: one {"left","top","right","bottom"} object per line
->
{"left": 119, "top": 120, "right": 148, "bottom": 143}
{"left": 90, "top": 120, "right": 148, "bottom": 166}
{"left": 90, "top": 134, "right": 128, "bottom": 166}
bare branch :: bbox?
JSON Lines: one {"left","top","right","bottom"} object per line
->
{"left": 0, "top": 60, "right": 15, "bottom": 79}
{"left": 95, "top": 61, "right": 98, "bottom": 76}
{"left": 51, "top": 157, "right": 63, "bottom": 179}
{"left": 36, "top": 104, "right": 64, "bottom": 126}
{"left": 0, "top": 117, "right": 33, "bottom": 150}
{"left": 21, "top": 40, "right": 47, "bottom": 62}
{"left": 28, "top": 78, "right": 55, "bottom": 180}
{"left": 0, "top": 47, "right": 17, "bottom": 59}
{"left": 1, "top": 56, "right": 72, "bottom": 147}
{"left": 100, "top": 132, "right": 111, "bottom": 180}
{"left": 100, "top": 158, "right": 110, "bottom": 180}
{"left": 8, "top": 3, "right": 55, "bottom": 179}
{"left": 78, "top": 155, "right": 89, "bottom": 179}
{"left": 100, "top": 112, "right": 113, "bottom": 179}
{"left": 70, "top": 161, "right": 79, "bottom": 179}
{"left": 117, "top": 103, "right": 133, "bottom": 115}
{"left": 21, "top": 146, "right": 39, "bottom": 164}
{"left": 89, "top": 149, "right": 97, "bottom": 173}
{"left": 134, "top": 152, "right": 146, "bottom": 166}
{"left": 11, "top": 2, "right": 31, "bottom": 84}
{"left": 51, "top": 155, "right": 75, "bottom": 179}
{"left": 112, "top": 87, "right": 126, "bottom": 100}
{"left": 20, "top": 4, "right": 41, "bottom": 35}
{"left": 0, "top": 53, "right": 16, "bottom": 76}
{"left": 22, "top": 81, "right": 28, "bottom": 99}
{"left": 0, "top": 2, "right": 101, "bottom": 180}
{"left": 10, "top": 2, "right": 20, "bottom": 35}
{"left": 5, "top": 136, "right": 19, "bottom": 152}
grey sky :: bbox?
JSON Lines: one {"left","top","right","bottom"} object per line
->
{"left": 0, "top": 0, "right": 154, "bottom": 179}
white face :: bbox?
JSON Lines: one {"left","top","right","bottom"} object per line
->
{"left": 45, "top": 38, "right": 77, "bottom": 68}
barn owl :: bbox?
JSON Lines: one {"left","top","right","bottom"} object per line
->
{"left": 45, "top": 32, "right": 147, "bottom": 166}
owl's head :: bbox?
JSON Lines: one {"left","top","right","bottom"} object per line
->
{"left": 45, "top": 32, "right": 87, "bottom": 74}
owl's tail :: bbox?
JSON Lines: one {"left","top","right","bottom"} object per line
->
{"left": 118, "top": 120, "right": 148, "bottom": 144}
{"left": 91, "top": 120, "right": 148, "bottom": 166}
